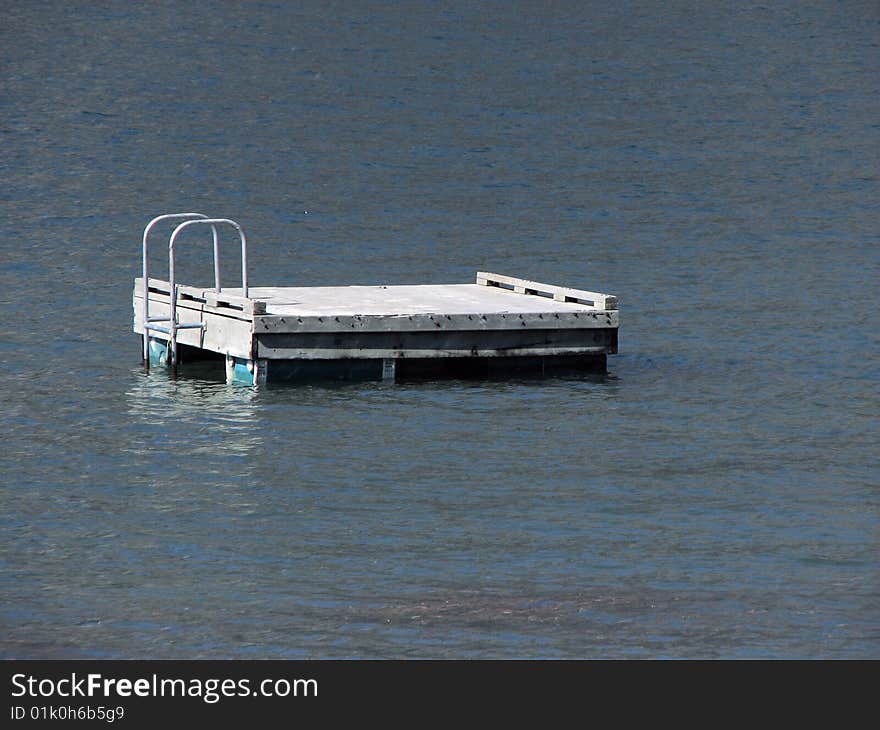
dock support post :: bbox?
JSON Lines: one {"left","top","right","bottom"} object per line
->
{"left": 226, "top": 355, "right": 268, "bottom": 386}
{"left": 253, "top": 359, "right": 267, "bottom": 386}
{"left": 382, "top": 358, "right": 396, "bottom": 383}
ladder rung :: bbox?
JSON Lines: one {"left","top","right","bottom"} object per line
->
{"left": 146, "top": 322, "right": 205, "bottom": 331}
{"left": 146, "top": 320, "right": 205, "bottom": 333}
{"left": 147, "top": 316, "right": 171, "bottom": 322}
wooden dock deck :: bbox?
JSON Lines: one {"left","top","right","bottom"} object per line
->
{"left": 133, "top": 215, "right": 619, "bottom": 385}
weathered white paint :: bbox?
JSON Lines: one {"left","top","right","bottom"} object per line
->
{"left": 475, "top": 272, "right": 618, "bottom": 310}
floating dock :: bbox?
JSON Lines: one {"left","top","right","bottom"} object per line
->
{"left": 133, "top": 214, "right": 619, "bottom": 385}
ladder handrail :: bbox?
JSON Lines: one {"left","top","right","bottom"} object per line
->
{"left": 141, "top": 213, "right": 217, "bottom": 364}
{"left": 167, "top": 218, "right": 249, "bottom": 368}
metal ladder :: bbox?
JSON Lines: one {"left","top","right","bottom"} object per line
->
{"left": 141, "top": 213, "right": 249, "bottom": 370}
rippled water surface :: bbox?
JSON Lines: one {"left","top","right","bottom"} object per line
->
{"left": 1, "top": 1, "right": 878, "bottom": 658}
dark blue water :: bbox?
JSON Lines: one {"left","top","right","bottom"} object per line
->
{"left": 1, "top": 1, "right": 878, "bottom": 658}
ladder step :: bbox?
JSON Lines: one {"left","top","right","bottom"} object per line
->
{"left": 146, "top": 322, "right": 205, "bottom": 334}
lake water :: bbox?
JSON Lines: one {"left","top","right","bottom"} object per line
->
{"left": 1, "top": 1, "right": 877, "bottom": 658}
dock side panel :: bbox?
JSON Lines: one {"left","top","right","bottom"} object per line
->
{"left": 255, "top": 327, "right": 617, "bottom": 360}
{"left": 133, "top": 295, "right": 255, "bottom": 360}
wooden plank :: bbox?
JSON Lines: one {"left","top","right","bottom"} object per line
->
{"left": 252, "top": 309, "right": 617, "bottom": 334}
{"left": 255, "top": 328, "right": 617, "bottom": 360}
{"left": 475, "top": 272, "right": 618, "bottom": 310}
{"left": 256, "top": 345, "right": 614, "bottom": 360}
{"left": 134, "top": 281, "right": 258, "bottom": 323}
{"left": 134, "top": 278, "right": 266, "bottom": 316}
